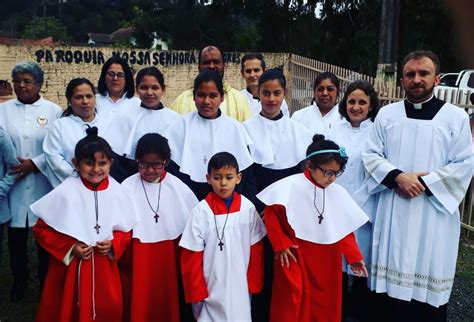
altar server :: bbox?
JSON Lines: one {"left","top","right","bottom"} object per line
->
{"left": 31, "top": 127, "right": 138, "bottom": 322}
{"left": 122, "top": 67, "right": 181, "bottom": 159}
{"left": 122, "top": 133, "right": 198, "bottom": 322}
{"left": 180, "top": 152, "right": 266, "bottom": 322}
{"left": 258, "top": 135, "right": 368, "bottom": 322}
{"left": 165, "top": 69, "right": 256, "bottom": 201}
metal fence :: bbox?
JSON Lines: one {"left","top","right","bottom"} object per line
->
{"left": 287, "top": 53, "right": 474, "bottom": 237}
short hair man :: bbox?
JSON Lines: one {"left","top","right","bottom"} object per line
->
{"left": 363, "top": 50, "right": 472, "bottom": 321}
{"left": 240, "top": 53, "right": 289, "bottom": 116}
{"left": 170, "top": 45, "right": 252, "bottom": 122}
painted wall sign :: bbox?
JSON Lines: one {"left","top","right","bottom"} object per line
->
{"left": 35, "top": 49, "right": 241, "bottom": 66}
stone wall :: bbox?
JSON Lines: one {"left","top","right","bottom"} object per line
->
{"left": 0, "top": 45, "right": 290, "bottom": 108}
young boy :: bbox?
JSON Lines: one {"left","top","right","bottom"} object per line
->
{"left": 179, "top": 152, "right": 266, "bottom": 322}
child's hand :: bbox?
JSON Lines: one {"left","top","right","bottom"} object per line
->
{"left": 275, "top": 245, "right": 298, "bottom": 268}
{"left": 72, "top": 243, "right": 93, "bottom": 260}
{"left": 96, "top": 240, "right": 112, "bottom": 255}
{"left": 350, "top": 260, "right": 368, "bottom": 277}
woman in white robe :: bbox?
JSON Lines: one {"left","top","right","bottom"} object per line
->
{"left": 329, "top": 80, "right": 380, "bottom": 321}
{"left": 292, "top": 71, "right": 344, "bottom": 136}
{"left": 0, "top": 61, "right": 62, "bottom": 301}
{"left": 43, "top": 78, "right": 111, "bottom": 187}
{"left": 95, "top": 56, "right": 141, "bottom": 182}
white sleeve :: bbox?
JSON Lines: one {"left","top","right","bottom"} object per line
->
{"left": 179, "top": 206, "right": 206, "bottom": 251}
{"left": 43, "top": 121, "right": 74, "bottom": 187}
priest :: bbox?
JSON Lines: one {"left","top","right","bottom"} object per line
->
{"left": 363, "top": 50, "right": 473, "bottom": 321}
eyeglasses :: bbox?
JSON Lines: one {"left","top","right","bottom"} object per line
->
{"left": 106, "top": 71, "right": 126, "bottom": 79}
{"left": 137, "top": 161, "right": 166, "bottom": 170}
{"left": 315, "top": 85, "right": 336, "bottom": 92}
{"left": 315, "top": 164, "right": 344, "bottom": 178}
{"left": 12, "top": 79, "right": 36, "bottom": 86}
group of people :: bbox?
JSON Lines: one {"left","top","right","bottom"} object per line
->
{"left": 0, "top": 45, "right": 471, "bottom": 322}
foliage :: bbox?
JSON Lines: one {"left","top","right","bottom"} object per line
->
{"left": 0, "top": 0, "right": 465, "bottom": 75}
{"left": 22, "top": 17, "right": 70, "bottom": 41}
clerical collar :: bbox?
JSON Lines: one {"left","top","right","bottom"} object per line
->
{"left": 404, "top": 95, "right": 444, "bottom": 120}
{"left": 140, "top": 102, "right": 164, "bottom": 110}
{"left": 246, "top": 87, "right": 259, "bottom": 100}
{"left": 259, "top": 111, "right": 284, "bottom": 121}
{"left": 303, "top": 169, "right": 324, "bottom": 188}
{"left": 407, "top": 94, "right": 434, "bottom": 110}
{"left": 198, "top": 109, "right": 222, "bottom": 120}
{"left": 80, "top": 176, "right": 109, "bottom": 191}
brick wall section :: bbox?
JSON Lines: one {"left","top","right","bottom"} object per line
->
{"left": 0, "top": 45, "right": 290, "bottom": 109}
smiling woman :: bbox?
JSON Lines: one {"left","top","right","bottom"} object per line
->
{"left": 43, "top": 78, "right": 111, "bottom": 188}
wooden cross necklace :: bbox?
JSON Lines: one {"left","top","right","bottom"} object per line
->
{"left": 93, "top": 189, "right": 101, "bottom": 234}
{"left": 141, "top": 177, "right": 162, "bottom": 223}
{"left": 313, "top": 186, "right": 325, "bottom": 224}
{"left": 212, "top": 194, "right": 230, "bottom": 251}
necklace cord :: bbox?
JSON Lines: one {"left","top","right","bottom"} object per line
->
{"left": 212, "top": 194, "right": 230, "bottom": 249}
{"left": 140, "top": 177, "right": 162, "bottom": 221}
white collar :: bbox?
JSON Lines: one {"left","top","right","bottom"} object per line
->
{"left": 407, "top": 94, "right": 434, "bottom": 110}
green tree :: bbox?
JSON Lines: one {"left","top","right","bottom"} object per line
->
{"left": 22, "top": 16, "right": 70, "bottom": 41}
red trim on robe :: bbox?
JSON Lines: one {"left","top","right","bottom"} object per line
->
{"left": 303, "top": 168, "right": 323, "bottom": 188}
{"left": 80, "top": 176, "right": 109, "bottom": 191}
{"left": 247, "top": 240, "right": 264, "bottom": 294}
{"left": 204, "top": 191, "right": 241, "bottom": 215}
{"left": 33, "top": 219, "right": 131, "bottom": 322}
{"left": 181, "top": 248, "right": 208, "bottom": 303}
{"left": 264, "top": 204, "right": 363, "bottom": 322}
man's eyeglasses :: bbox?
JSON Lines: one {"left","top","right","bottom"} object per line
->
{"left": 137, "top": 161, "right": 166, "bottom": 170}
{"left": 12, "top": 79, "right": 36, "bottom": 86}
{"left": 315, "top": 164, "right": 344, "bottom": 178}
{"left": 106, "top": 71, "right": 126, "bottom": 79}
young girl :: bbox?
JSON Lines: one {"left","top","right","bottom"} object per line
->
{"left": 31, "top": 127, "right": 138, "bottom": 322}
{"left": 292, "top": 72, "right": 344, "bottom": 136}
{"left": 257, "top": 135, "right": 368, "bottom": 322}
{"left": 121, "top": 133, "right": 198, "bottom": 322}
{"left": 43, "top": 78, "right": 111, "bottom": 187}
{"left": 165, "top": 69, "right": 256, "bottom": 201}
{"left": 122, "top": 67, "right": 182, "bottom": 159}
{"left": 243, "top": 68, "right": 312, "bottom": 321}
{"left": 244, "top": 68, "right": 312, "bottom": 204}
{"left": 179, "top": 152, "right": 266, "bottom": 322}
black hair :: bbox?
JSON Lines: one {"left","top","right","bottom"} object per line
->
{"left": 402, "top": 50, "right": 440, "bottom": 75}
{"left": 74, "top": 127, "right": 113, "bottom": 163}
{"left": 63, "top": 78, "right": 96, "bottom": 117}
{"left": 306, "top": 134, "right": 347, "bottom": 170}
{"left": 135, "top": 67, "right": 165, "bottom": 90}
{"left": 135, "top": 133, "right": 171, "bottom": 161}
{"left": 193, "top": 69, "right": 224, "bottom": 97}
{"left": 241, "top": 53, "right": 266, "bottom": 71}
{"left": 258, "top": 68, "right": 286, "bottom": 91}
{"left": 313, "top": 72, "right": 340, "bottom": 92}
{"left": 198, "top": 45, "right": 225, "bottom": 66}
{"left": 207, "top": 152, "right": 239, "bottom": 174}
{"left": 339, "top": 80, "right": 380, "bottom": 123}
{"left": 97, "top": 56, "right": 135, "bottom": 98}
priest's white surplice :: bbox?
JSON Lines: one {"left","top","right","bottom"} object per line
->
{"left": 362, "top": 100, "right": 473, "bottom": 307}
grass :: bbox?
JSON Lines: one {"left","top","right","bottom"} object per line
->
{"left": 0, "top": 230, "right": 472, "bottom": 321}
